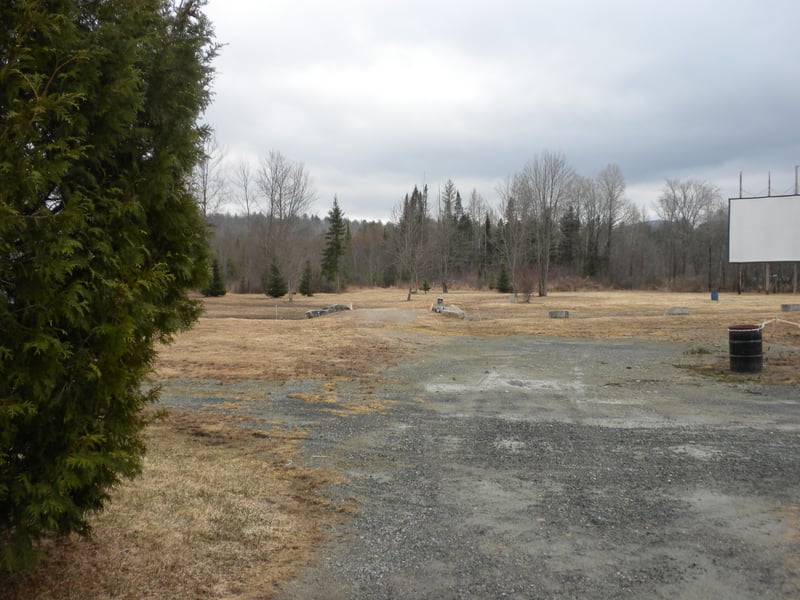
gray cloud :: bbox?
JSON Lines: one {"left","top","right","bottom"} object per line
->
{"left": 205, "top": 0, "right": 800, "bottom": 220}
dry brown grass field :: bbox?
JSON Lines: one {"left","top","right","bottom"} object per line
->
{"left": 7, "top": 288, "right": 800, "bottom": 599}
{"left": 156, "top": 288, "right": 800, "bottom": 383}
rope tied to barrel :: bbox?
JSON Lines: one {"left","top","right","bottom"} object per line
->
{"left": 758, "top": 318, "right": 800, "bottom": 331}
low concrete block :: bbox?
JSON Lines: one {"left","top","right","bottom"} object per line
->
{"left": 549, "top": 310, "right": 570, "bottom": 319}
{"left": 665, "top": 306, "right": 691, "bottom": 315}
{"left": 306, "top": 304, "right": 351, "bottom": 318}
{"left": 781, "top": 304, "right": 800, "bottom": 312}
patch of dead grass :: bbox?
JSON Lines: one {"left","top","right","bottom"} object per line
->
{"left": 155, "top": 313, "right": 425, "bottom": 382}
{"left": 284, "top": 381, "right": 394, "bottom": 416}
{"left": 158, "top": 289, "right": 800, "bottom": 383}
{"left": 4, "top": 411, "right": 349, "bottom": 600}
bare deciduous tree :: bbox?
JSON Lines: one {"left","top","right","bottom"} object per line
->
{"left": 234, "top": 160, "right": 256, "bottom": 218}
{"left": 256, "top": 150, "right": 316, "bottom": 296}
{"left": 392, "top": 185, "right": 429, "bottom": 301}
{"left": 467, "top": 188, "right": 490, "bottom": 286}
{"left": 597, "top": 163, "right": 628, "bottom": 277}
{"left": 656, "top": 178, "right": 721, "bottom": 285}
{"left": 257, "top": 150, "right": 314, "bottom": 223}
{"left": 495, "top": 175, "right": 531, "bottom": 294}
{"left": 192, "top": 133, "right": 227, "bottom": 218}
{"left": 519, "top": 151, "right": 575, "bottom": 296}
{"left": 571, "top": 175, "right": 600, "bottom": 277}
{"left": 657, "top": 178, "right": 719, "bottom": 228}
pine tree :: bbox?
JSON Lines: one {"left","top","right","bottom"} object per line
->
{"left": 557, "top": 205, "right": 582, "bottom": 271}
{"left": 203, "top": 258, "right": 227, "bottom": 297}
{"left": 395, "top": 185, "right": 429, "bottom": 300}
{"left": 265, "top": 261, "right": 288, "bottom": 298}
{"left": 0, "top": 0, "right": 216, "bottom": 570}
{"left": 299, "top": 260, "right": 314, "bottom": 296}
{"left": 496, "top": 264, "right": 513, "bottom": 293}
{"left": 321, "top": 196, "right": 347, "bottom": 291}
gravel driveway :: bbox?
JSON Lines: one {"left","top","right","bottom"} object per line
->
{"left": 165, "top": 334, "right": 800, "bottom": 598}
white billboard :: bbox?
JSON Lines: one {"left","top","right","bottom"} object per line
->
{"left": 728, "top": 195, "right": 800, "bottom": 262}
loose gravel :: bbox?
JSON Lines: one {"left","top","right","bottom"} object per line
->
{"left": 161, "top": 335, "right": 800, "bottom": 599}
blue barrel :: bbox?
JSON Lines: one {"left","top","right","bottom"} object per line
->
{"left": 728, "top": 325, "right": 762, "bottom": 373}
{"left": 711, "top": 290, "right": 719, "bottom": 301}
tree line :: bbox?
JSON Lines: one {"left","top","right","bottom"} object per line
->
{"left": 199, "top": 147, "right": 798, "bottom": 298}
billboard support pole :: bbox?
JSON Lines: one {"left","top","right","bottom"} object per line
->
{"left": 765, "top": 263, "right": 770, "bottom": 295}
{"left": 766, "top": 170, "right": 770, "bottom": 294}
{"left": 737, "top": 171, "right": 742, "bottom": 294}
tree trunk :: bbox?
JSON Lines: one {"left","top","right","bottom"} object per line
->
{"left": 538, "top": 268, "right": 548, "bottom": 297}
{"left": 737, "top": 264, "right": 742, "bottom": 294}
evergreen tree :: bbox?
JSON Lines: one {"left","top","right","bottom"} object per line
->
{"left": 395, "top": 185, "right": 429, "bottom": 300}
{"left": 343, "top": 223, "right": 353, "bottom": 284}
{"left": 482, "top": 214, "right": 494, "bottom": 280}
{"left": 299, "top": 260, "right": 314, "bottom": 296}
{"left": 557, "top": 205, "right": 582, "bottom": 271}
{"left": 265, "top": 261, "right": 288, "bottom": 298}
{"left": 438, "top": 180, "right": 457, "bottom": 293}
{"left": 0, "top": 0, "right": 216, "bottom": 570}
{"left": 585, "top": 232, "right": 601, "bottom": 278}
{"left": 203, "top": 258, "right": 227, "bottom": 297}
{"left": 496, "top": 264, "right": 513, "bottom": 293}
{"left": 321, "top": 197, "right": 347, "bottom": 291}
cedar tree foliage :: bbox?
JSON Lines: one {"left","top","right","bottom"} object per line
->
{"left": 0, "top": 0, "right": 216, "bottom": 570}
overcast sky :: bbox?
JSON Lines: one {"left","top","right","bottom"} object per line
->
{"left": 202, "top": 0, "right": 800, "bottom": 221}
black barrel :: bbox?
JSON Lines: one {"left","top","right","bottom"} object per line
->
{"left": 728, "top": 325, "right": 763, "bottom": 373}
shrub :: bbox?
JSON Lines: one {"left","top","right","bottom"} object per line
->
{"left": 0, "top": 0, "right": 215, "bottom": 571}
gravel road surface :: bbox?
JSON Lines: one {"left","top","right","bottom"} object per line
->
{"left": 165, "top": 334, "right": 800, "bottom": 599}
